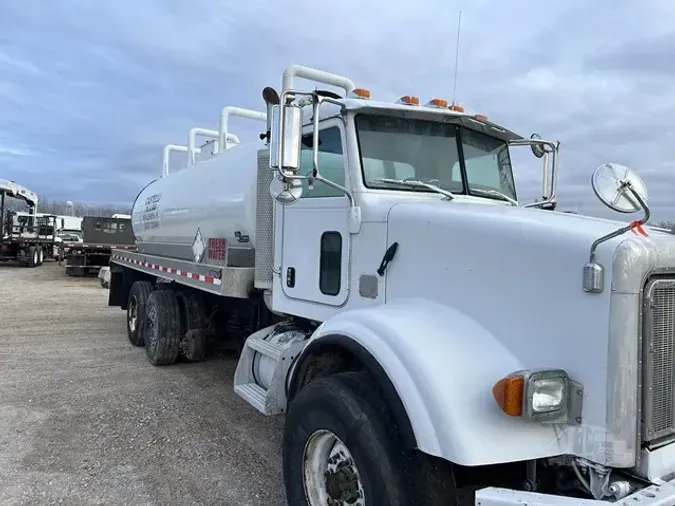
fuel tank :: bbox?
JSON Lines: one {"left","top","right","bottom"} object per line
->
{"left": 131, "top": 142, "right": 261, "bottom": 266}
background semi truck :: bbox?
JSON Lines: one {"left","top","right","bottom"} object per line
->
{"left": 108, "top": 65, "right": 675, "bottom": 505}
{"left": 0, "top": 179, "right": 55, "bottom": 267}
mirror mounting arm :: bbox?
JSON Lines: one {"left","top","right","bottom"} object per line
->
{"left": 307, "top": 92, "right": 361, "bottom": 233}
{"left": 583, "top": 183, "right": 651, "bottom": 294}
{"left": 271, "top": 88, "right": 361, "bottom": 232}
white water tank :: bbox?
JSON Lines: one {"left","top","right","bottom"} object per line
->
{"left": 131, "top": 142, "right": 261, "bottom": 264}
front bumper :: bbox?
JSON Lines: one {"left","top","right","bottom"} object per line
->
{"left": 475, "top": 479, "right": 675, "bottom": 505}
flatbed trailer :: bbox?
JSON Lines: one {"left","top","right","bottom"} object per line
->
{"left": 62, "top": 216, "right": 135, "bottom": 276}
{"left": 63, "top": 242, "right": 136, "bottom": 276}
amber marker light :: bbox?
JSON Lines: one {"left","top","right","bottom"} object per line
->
{"left": 350, "top": 88, "right": 371, "bottom": 99}
{"left": 398, "top": 95, "right": 420, "bottom": 106}
{"left": 492, "top": 374, "right": 525, "bottom": 416}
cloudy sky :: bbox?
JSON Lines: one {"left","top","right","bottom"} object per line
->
{"left": 0, "top": 0, "right": 673, "bottom": 220}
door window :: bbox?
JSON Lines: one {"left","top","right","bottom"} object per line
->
{"left": 299, "top": 127, "right": 345, "bottom": 198}
{"left": 319, "top": 231, "right": 342, "bottom": 295}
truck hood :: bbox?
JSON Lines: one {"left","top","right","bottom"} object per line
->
{"left": 382, "top": 199, "right": 675, "bottom": 468}
{"left": 385, "top": 199, "right": 671, "bottom": 262}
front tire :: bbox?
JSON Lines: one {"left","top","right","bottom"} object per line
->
{"left": 284, "top": 372, "right": 457, "bottom": 506}
{"left": 144, "top": 289, "right": 181, "bottom": 366}
{"left": 283, "top": 372, "right": 402, "bottom": 505}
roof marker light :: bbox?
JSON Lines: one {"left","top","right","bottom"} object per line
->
{"left": 398, "top": 95, "right": 420, "bottom": 106}
{"left": 448, "top": 103, "right": 465, "bottom": 113}
{"left": 475, "top": 113, "right": 488, "bottom": 121}
{"left": 350, "top": 88, "right": 371, "bottom": 99}
{"left": 425, "top": 98, "right": 448, "bottom": 109}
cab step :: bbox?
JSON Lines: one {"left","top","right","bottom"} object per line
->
{"left": 233, "top": 324, "right": 309, "bottom": 416}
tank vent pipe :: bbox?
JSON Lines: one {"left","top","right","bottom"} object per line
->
{"left": 187, "top": 128, "right": 239, "bottom": 165}
{"left": 218, "top": 107, "right": 266, "bottom": 154}
{"left": 281, "top": 64, "right": 356, "bottom": 95}
{"left": 162, "top": 144, "right": 188, "bottom": 177}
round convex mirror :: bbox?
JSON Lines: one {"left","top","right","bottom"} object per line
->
{"left": 270, "top": 174, "right": 303, "bottom": 205}
{"left": 591, "top": 162, "right": 648, "bottom": 214}
{"left": 530, "top": 133, "right": 546, "bottom": 159}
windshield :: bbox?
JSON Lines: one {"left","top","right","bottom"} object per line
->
{"left": 355, "top": 114, "right": 517, "bottom": 201}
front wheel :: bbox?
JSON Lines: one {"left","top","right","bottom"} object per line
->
{"left": 283, "top": 372, "right": 457, "bottom": 506}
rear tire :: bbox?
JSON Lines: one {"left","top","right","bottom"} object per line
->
{"left": 126, "top": 281, "right": 153, "bottom": 347}
{"left": 26, "top": 246, "right": 37, "bottom": 268}
{"left": 37, "top": 247, "right": 44, "bottom": 266}
{"left": 176, "top": 291, "right": 207, "bottom": 362}
{"left": 144, "top": 289, "right": 181, "bottom": 366}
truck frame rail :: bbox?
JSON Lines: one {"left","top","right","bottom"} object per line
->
{"left": 109, "top": 249, "right": 253, "bottom": 298}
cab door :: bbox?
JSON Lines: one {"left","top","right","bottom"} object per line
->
{"left": 280, "top": 119, "right": 350, "bottom": 307}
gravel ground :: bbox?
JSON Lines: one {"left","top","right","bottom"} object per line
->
{"left": 0, "top": 261, "right": 286, "bottom": 506}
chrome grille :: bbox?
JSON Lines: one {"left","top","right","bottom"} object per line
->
{"left": 643, "top": 278, "right": 675, "bottom": 443}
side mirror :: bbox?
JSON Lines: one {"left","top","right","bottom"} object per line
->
{"left": 269, "top": 172, "right": 303, "bottom": 205}
{"left": 591, "top": 162, "right": 648, "bottom": 214}
{"left": 530, "top": 133, "right": 546, "bottom": 159}
{"left": 269, "top": 104, "right": 302, "bottom": 175}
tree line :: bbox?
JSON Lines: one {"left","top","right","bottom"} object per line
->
{"left": 3, "top": 197, "right": 131, "bottom": 217}
{"left": 656, "top": 221, "right": 675, "bottom": 233}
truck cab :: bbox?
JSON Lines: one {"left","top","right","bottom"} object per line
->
{"left": 270, "top": 94, "right": 536, "bottom": 321}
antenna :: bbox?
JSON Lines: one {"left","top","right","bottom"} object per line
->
{"left": 451, "top": 10, "right": 462, "bottom": 106}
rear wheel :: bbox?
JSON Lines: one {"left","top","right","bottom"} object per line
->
{"left": 26, "top": 246, "right": 38, "bottom": 268}
{"left": 126, "top": 281, "right": 153, "bottom": 346}
{"left": 37, "top": 247, "right": 44, "bottom": 266}
{"left": 144, "top": 289, "right": 181, "bottom": 366}
{"left": 176, "top": 291, "right": 207, "bottom": 362}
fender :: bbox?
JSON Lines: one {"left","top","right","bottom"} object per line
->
{"left": 293, "top": 298, "right": 567, "bottom": 467}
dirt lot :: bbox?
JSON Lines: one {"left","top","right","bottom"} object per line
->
{"left": 0, "top": 261, "right": 286, "bottom": 505}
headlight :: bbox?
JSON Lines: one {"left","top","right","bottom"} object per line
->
{"left": 493, "top": 368, "right": 581, "bottom": 424}
{"left": 530, "top": 376, "right": 566, "bottom": 414}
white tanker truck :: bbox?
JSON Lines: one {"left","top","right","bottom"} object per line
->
{"left": 108, "top": 64, "right": 675, "bottom": 505}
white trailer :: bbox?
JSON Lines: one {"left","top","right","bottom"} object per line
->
{"left": 55, "top": 215, "right": 83, "bottom": 233}
{"left": 107, "top": 64, "right": 675, "bottom": 505}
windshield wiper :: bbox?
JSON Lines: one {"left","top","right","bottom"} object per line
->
{"left": 469, "top": 188, "right": 518, "bottom": 206}
{"left": 374, "top": 178, "right": 455, "bottom": 200}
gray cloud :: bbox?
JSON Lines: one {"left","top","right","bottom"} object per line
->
{"left": 0, "top": 0, "right": 673, "bottom": 221}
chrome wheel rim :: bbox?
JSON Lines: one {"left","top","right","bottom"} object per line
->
{"left": 303, "top": 429, "right": 365, "bottom": 506}
{"left": 128, "top": 295, "right": 138, "bottom": 333}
